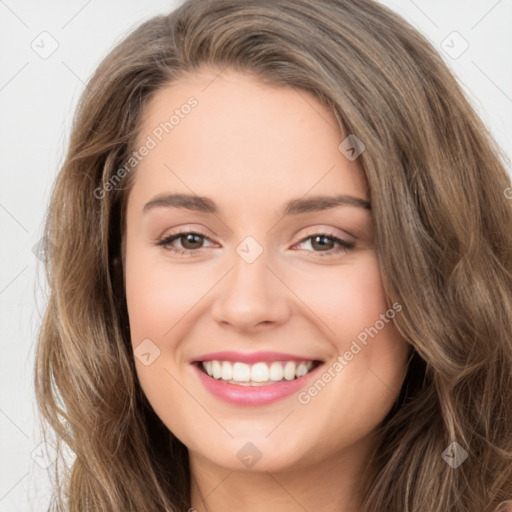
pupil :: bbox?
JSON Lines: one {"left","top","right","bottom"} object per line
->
{"left": 313, "top": 235, "right": 332, "bottom": 251}
{"left": 184, "top": 234, "right": 202, "bottom": 249}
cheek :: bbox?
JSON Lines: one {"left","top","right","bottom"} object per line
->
{"left": 124, "top": 242, "right": 200, "bottom": 429}
{"left": 291, "top": 252, "right": 392, "bottom": 342}
{"left": 292, "top": 258, "right": 407, "bottom": 448}
{"left": 324, "top": 255, "right": 407, "bottom": 386}
{"left": 124, "top": 243, "right": 207, "bottom": 345}
{"left": 292, "top": 252, "right": 408, "bottom": 400}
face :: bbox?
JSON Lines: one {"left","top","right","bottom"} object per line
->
{"left": 124, "top": 67, "right": 410, "bottom": 474}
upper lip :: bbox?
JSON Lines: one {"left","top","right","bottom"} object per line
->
{"left": 190, "top": 351, "right": 323, "bottom": 364}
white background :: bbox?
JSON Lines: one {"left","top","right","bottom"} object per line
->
{"left": 1, "top": 1, "right": 511, "bottom": 510}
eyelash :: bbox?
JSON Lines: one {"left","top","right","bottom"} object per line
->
{"left": 154, "top": 230, "right": 355, "bottom": 258}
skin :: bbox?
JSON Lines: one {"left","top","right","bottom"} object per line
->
{"left": 123, "top": 67, "right": 411, "bottom": 512}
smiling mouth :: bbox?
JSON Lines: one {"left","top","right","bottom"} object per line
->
{"left": 196, "top": 359, "right": 323, "bottom": 386}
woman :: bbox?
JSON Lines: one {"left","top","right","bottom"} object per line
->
{"left": 34, "top": 0, "right": 512, "bottom": 510}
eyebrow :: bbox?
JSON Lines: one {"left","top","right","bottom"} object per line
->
{"left": 143, "top": 193, "right": 371, "bottom": 216}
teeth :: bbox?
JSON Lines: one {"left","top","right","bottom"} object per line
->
{"left": 201, "top": 360, "right": 316, "bottom": 385}
{"left": 283, "top": 361, "right": 296, "bottom": 381}
{"left": 221, "top": 361, "right": 233, "bottom": 380}
{"left": 233, "top": 362, "right": 251, "bottom": 382}
{"left": 296, "top": 362, "right": 309, "bottom": 378}
{"left": 251, "top": 362, "right": 269, "bottom": 382}
{"left": 211, "top": 360, "right": 222, "bottom": 379}
{"left": 269, "top": 361, "right": 283, "bottom": 381}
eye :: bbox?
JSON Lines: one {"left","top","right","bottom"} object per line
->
{"left": 292, "top": 232, "right": 355, "bottom": 257}
{"left": 155, "top": 231, "right": 215, "bottom": 257}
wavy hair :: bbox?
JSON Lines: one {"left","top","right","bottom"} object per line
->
{"left": 34, "top": 0, "right": 512, "bottom": 510}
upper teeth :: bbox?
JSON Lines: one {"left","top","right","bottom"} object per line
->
{"left": 202, "top": 360, "right": 315, "bottom": 385}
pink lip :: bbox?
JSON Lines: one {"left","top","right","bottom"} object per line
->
{"left": 192, "top": 360, "right": 324, "bottom": 406}
{"left": 191, "top": 351, "right": 321, "bottom": 364}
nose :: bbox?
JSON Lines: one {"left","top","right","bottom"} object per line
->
{"left": 210, "top": 248, "right": 291, "bottom": 333}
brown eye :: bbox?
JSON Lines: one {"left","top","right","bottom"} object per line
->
{"left": 155, "top": 231, "right": 214, "bottom": 256}
{"left": 310, "top": 234, "right": 336, "bottom": 251}
{"left": 179, "top": 233, "right": 205, "bottom": 250}
{"left": 293, "top": 232, "right": 356, "bottom": 257}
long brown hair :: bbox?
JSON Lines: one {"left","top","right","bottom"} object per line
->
{"left": 34, "top": 0, "right": 512, "bottom": 510}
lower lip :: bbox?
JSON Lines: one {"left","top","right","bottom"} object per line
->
{"left": 193, "top": 363, "right": 323, "bottom": 406}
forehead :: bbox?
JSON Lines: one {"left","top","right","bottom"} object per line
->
{"left": 130, "top": 68, "right": 368, "bottom": 213}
